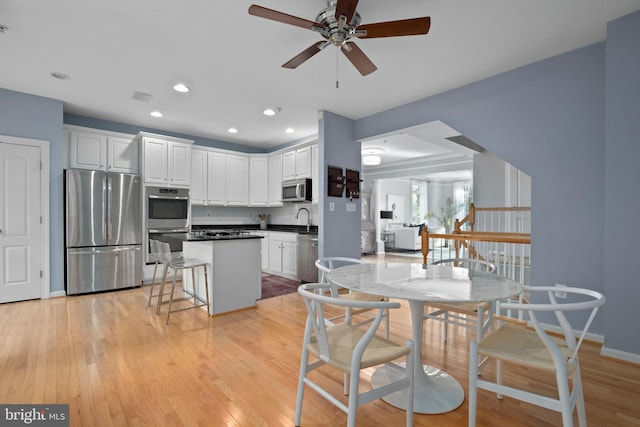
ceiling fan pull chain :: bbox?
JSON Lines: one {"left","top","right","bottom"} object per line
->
{"left": 336, "top": 47, "right": 340, "bottom": 89}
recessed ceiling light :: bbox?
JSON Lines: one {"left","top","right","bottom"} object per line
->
{"left": 173, "top": 83, "right": 189, "bottom": 93}
{"left": 263, "top": 108, "right": 276, "bottom": 116}
{"left": 285, "top": 128, "right": 295, "bottom": 134}
{"left": 362, "top": 155, "right": 381, "bottom": 166}
{"left": 150, "top": 111, "right": 163, "bottom": 118}
{"left": 228, "top": 127, "right": 238, "bottom": 134}
{"left": 50, "top": 71, "right": 70, "bottom": 80}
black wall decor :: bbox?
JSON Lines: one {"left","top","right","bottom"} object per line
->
{"left": 327, "top": 165, "right": 345, "bottom": 197}
{"left": 345, "top": 168, "right": 361, "bottom": 200}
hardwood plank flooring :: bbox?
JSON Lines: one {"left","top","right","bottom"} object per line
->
{"left": 0, "top": 278, "right": 638, "bottom": 426}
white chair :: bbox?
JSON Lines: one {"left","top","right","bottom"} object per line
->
{"left": 295, "top": 283, "right": 414, "bottom": 427}
{"left": 468, "top": 286, "right": 606, "bottom": 427}
{"left": 151, "top": 240, "right": 210, "bottom": 324}
{"left": 424, "top": 258, "right": 497, "bottom": 344}
{"left": 315, "top": 257, "right": 390, "bottom": 340}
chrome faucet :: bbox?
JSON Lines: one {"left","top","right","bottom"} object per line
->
{"left": 295, "top": 207, "right": 311, "bottom": 232}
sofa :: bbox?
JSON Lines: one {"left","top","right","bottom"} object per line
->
{"left": 392, "top": 225, "right": 446, "bottom": 251}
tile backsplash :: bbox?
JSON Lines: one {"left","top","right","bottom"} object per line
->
{"left": 191, "top": 204, "right": 318, "bottom": 227}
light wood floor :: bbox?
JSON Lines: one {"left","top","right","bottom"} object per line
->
{"left": 1, "top": 271, "right": 639, "bottom": 426}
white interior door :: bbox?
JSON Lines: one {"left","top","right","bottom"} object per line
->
{"left": 0, "top": 141, "right": 43, "bottom": 302}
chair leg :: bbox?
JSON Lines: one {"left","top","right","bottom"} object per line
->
{"left": 202, "top": 265, "right": 210, "bottom": 315}
{"left": 405, "top": 340, "right": 414, "bottom": 427}
{"left": 496, "top": 359, "right": 504, "bottom": 400}
{"left": 443, "top": 311, "right": 449, "bottom": 342}
{"left": 294, "top": 345, "right": 310, "bottom": 426}
{"left": 556, "top": 364, "right": 574, "bottom": 427}
{"left": 147, "top": 261, "right": 158, "bottom": 307}
{"left": 346, "top": 365, "right": 360, "bottom": 427}
{"left": 155, "top": 265, "right": 169, "bottom": 315}
{"left": 383, "top": 306, "right": 390, "bottom": 340}
{"left": 166, "top": 268, "right": 179, "bottom": 324}
{"left": 573, "top": 364, "right": 586, "bottom": 427}
{"left": 468, "top": 340, "right": 479, "bottom": 427}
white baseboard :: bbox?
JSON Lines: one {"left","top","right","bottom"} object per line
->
{"left": 49, "top": 290, "right": 67, "bottom": 298}
{"left": 600, "top": 347, "right": 640, "bottom": 365}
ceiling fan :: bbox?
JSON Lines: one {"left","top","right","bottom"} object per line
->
{"left": 248, "top": 0, "right": 431, "bottom": 76}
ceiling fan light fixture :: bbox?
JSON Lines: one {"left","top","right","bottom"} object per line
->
{"left": 362, "top": 155, "right": 381, "bottom": 166}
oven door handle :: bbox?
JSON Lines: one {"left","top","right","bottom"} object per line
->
{"left": 147, "top": 228, "right": 190, "bottom": 233}
{"left": 148, "top": 194, "right": 189, "bottom": 200}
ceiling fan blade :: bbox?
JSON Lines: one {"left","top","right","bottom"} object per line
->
{"left": 248, "top": 4, "right": 323, "bottom": 31}
{"left": 282, "top": 41, "right": 326, "bottom": 69}
{"left": 341, "top": 42, "right": 377, "bottom": 76}
{"left": 358, "top": 17, "right": 431, "bottom": 38}
{"left": 334, "top": 0, "right": 359, "bottom": 25}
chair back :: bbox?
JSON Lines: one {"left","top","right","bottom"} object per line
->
{"left": 298, "top": 283, "right": 399, "bottom": 362}
{"left": 315, "top": 257, "right": 362, "bottom": 283}
{"left": 433, "top": 257, "right": 496, "bottom": 273}
{"left": 501, "top": 286, "right": 606, "bottom": 364}
{"left": 153, "top": 240, "right": 172, "bottom": 265}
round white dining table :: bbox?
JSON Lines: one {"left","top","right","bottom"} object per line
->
{"left": 326, "top": 262, "right": 522, "bottom": 414}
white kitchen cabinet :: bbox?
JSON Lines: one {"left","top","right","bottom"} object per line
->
{"left": 311, "top": 144, "right": 319, "bottom": 204}
{"left": 68, "top": 128, "right": 138, "bottom": 174}
{"left": 190, "top": 149, "right": 207, "bottom": 204}
{"left": 206, "top": 151, "right": 226, "bottom": 205}
{"left": 282, "top": 145, "right": 311, "bottom": 180}
{"left": 249, "top": 156, "right": 268, "bottom": 206}
{"left": 268, "top": 232, "right": 297, "bottom": 280}
{"left": 226, "top": 154, "right": 249, "bottom": 206}
{"left": 268, "top": 154, "right": 283, "bottom": 206}
{"left": 139, "top": 133, "right": 193, "bottom": 187}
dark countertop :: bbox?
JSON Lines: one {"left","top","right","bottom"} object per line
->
{"left": 191, "top": 224, "right": 318, "bottom": 234}
{"left": 185, "top": 234, "right": 263, "bottom": 242}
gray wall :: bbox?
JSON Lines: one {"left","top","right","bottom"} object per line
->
{"left": 603, "top": 12, "right": 640, "bottom": 356}
{"left": 346, "top": 12, "right": 640, "bottom": 357}
{"left": 318, "top": 111, "right": 361, "bottom": 259}
{"left": 0, "top": 88, "right": 65, "bottom": 293}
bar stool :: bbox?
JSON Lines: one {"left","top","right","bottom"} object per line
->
{"left": 152, "top": 240, "right": 210, "bottom": 324}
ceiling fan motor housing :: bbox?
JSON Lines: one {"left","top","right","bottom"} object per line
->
{"left": 315, "top": 3, "right": 362, "bottom": 47}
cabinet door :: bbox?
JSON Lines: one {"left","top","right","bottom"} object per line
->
{"left": 268, "top": 240, "right": 282, "bottom": 273}
{"left": 143, "top": 138, "right": 168, "bottom": 184}
{"left": 282, "top": 242, "right": 298, "bottom": 277}
{"left": 295, "top": 146, "right": 311, "bottom": 178}
{"left": 268, "top": 154, "right": 283, "bottom": 206}
{"left": 282, "top": 151, "right": 296, "bottom": 180}
{"left": 207, "top": 151, "right": 226, "bottom": 205}
{"left": 108, "top": 136, "right": 138, "bottom": 174}
{"left": 70, "top": 131, "right": 107, "bottom": 170}
{"left": 249, "top": 156, "right": 268, "bottom": 206}
{"left": 190, "top": 149, "right": 207, "bottom": 205}
{"left": 168, "top": 142, "right": 191, "bottom": 187}
{"left": 226, "top": 154, "right": 249, "bottom": 206}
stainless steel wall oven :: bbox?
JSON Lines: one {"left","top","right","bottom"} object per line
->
{"left": 145, "top": 187, "right": 190, "bottom": 263}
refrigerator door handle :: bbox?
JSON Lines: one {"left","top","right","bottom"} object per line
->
{"left": 107, "top": 177, "right": 113, "bottom": 240}
{"left": 102, "top": 175, "right": 108, "bottom": 240}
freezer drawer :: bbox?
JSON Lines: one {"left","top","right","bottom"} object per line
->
{"left": 66, "top": 245, "right": 142, "bottom": 295}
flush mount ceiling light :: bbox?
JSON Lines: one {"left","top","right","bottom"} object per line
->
{"left": 362, "top": 147, "right": 385, "bottom": 155}
{"left": 50, "top": 71, "right": 70, "bottom": 80}
{"left": 263, "top": 108, "right": 276, "bottom": 116}
{"left": 228, "top": 127, "right": 238, "bottom": 134}
{"left": 173, "top": 83, "right": 190, "bottom": 93}
{"left": 150, "top": 111, "right": 163, "bottom": 118}
{"left": 285, "top": 127, "right": 295, "bottom": 134}
{"left": 362, "top": 155, "right": 381, "bottom": 166}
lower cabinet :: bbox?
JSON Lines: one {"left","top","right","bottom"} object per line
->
{"left": 267, "top": 232, "right": 298, "bottom": 280}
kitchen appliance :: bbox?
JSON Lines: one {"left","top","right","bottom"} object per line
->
{"left": 297, "top": 233, "right": 318, "bottom": 283}
{"left": 282, "top": 178, "right": 312, "bottom": 202}
{"left": 65, "top": 169, "right": 142, "bottom": 295}
{"left": 146, "top": 186, "right": 190, "bottom": 229}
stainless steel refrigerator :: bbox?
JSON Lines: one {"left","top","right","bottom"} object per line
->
{"left": 65, "top": 169, "right": 142, "bottom": 295}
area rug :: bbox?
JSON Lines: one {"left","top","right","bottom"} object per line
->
{"left": 260, "top": 274, "right": 300, "bottom": 300}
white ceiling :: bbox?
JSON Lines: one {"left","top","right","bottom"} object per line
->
{"left": 1, "top": 0, "right": 639, "bottom": 164}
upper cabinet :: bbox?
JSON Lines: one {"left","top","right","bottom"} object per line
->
{"left": 249, "top": 156, "right": 268, "bottom": 206}
{"left": 138, "top": 132, "right": 193, "bottom": 187}
{"left": 268, "top": 154, "right": 283, "bottom": 206}
{"left": 282, "top": 146, "right": 311, "bottom": 180}
{"left": 191, "top": 147, "right": 249, "bottom": 206}
{"left": 67, "top": 127, "right": 139, "bottom": 174}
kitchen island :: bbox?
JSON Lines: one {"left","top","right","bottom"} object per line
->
{"left": 182, "top": 233, "right": 262, "bottom": 315}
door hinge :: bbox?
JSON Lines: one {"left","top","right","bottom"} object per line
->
{"left": 40, "top": 270, "right": 43, "bottom": 278}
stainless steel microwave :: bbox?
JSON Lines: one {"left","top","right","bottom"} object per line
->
{"left": 282, "top": 178, "right": 312, "bottom": 202}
